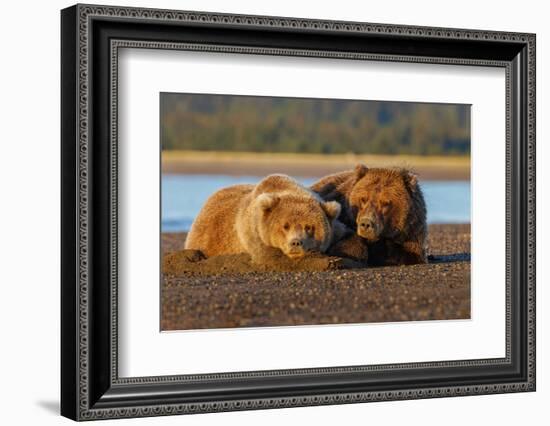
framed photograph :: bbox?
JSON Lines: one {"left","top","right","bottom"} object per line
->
{"left": 61, "top": 4, "right": 536, "bottom": 421}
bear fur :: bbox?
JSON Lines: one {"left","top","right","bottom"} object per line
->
{"left": 311, "top": 164, "right": 428, "bottom": 266}
{"left": 185, "top": 174, "right": 343, "bottom": 264}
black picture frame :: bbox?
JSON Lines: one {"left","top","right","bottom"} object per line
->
{"left": 61, "top": 3, "right": 536, "bottom": 421}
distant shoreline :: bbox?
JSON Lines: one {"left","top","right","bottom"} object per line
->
{"left": 162, "top": 151, "right": 470, "bottom": 180}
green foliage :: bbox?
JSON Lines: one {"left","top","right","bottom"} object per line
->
{"left": 161, "top": 93, "right": 470, "bottom": 156}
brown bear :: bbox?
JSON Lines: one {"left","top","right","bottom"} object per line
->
{"left": 185, "top": 174, "right": 343, "bottom": 264}
{"left": 311, "top": 164, "right": 428, "bottom": 266}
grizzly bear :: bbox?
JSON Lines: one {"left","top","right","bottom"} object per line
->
{"left": 185, "top": 174, "right": 343, "bottom": 264}
{"left": 311, "top": 164, "right": 428, "bottom": 266}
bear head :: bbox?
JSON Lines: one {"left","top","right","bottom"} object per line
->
{"left": 347, "top": 164, "right": 420, "bottom": 242}
{"left": 255, "top": 192, "right": 341, "bottom": 259}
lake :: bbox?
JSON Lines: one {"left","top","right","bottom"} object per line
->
{"left": 162, "top": 175, "right": 470, "bottom": 232}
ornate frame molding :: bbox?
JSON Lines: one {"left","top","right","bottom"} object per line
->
{"left": 61, "top": 4, "right": 536, "bottom": 421}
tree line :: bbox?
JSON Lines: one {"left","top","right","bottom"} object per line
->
{"left": 161, "top": 93, "right": 470, "bottom": 156}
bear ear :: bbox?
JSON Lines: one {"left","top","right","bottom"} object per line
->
{"left": 257, "top": 193, "right": 280, "bottom": 213}
{"left": 353, "top": 164, "right": 368, "bottom": 182}
{"left": 321, "top": 200, "right": 341, "bottom": 221}
{"left": 403, "top": 171, "right": 419, "bottom": 192}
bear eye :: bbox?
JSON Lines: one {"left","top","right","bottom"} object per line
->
{"left": 304, "top": 225, "right": 311, "bottom": 233}
{"left": 382, "top": 200, "right": 392, "bottom": 207}
{"left": 361, "top": 197, "right": 367, "bottom": 204}
{"left": 283, "top": 223, "right": 290, "bottom": 231}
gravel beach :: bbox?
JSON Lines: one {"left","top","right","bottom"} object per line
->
{"left": 161, "top": 224, "right": 470, "bottom": 330}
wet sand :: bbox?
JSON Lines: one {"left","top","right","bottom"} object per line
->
{"left": 161, "top": 224, "right": 470, "bottom": 330}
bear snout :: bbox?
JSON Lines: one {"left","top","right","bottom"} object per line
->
{"left": 290, "top": 238, "right": 304, "bottom": 248}
{"left": 358, "top": 219, "right": 375, "bottom": 231}
{"left": 284, "top": 234, "right": 323, "bottom": 259}
{"left": 356, "top": 213, "right": 382, "bottom": 241}
{"left": 286, "top": 238, "right": 307, "bottom": 259}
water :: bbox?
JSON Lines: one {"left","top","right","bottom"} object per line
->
{"left": 162, "top": 175, "right": 470, "bottom": 232}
